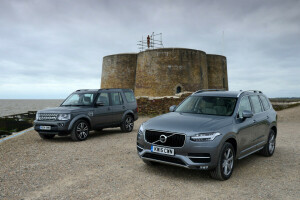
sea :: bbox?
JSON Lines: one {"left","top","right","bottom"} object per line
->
{"left": 0, "top": 99, "right": 64, "bottom": 117}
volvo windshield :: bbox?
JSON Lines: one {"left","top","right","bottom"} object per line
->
{"left": 175, "top": 96, "right": 237, "bottom": 116}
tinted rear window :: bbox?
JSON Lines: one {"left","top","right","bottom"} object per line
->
{"left": 111, "top": 92, "right": 123, "bottom": 105}
{"left": 259, "top": 95, "right": 270, "bottom": 110}
{"left": 250, "top": 95, "right": 263, "bottom": 113}
{"left": 124, "top": 91, "right": 136, "bottom": 103}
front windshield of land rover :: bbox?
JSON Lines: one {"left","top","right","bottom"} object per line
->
{"left": 61, "top": 93, "right": 96, "bottom": 106}
{"left": 175, "top": 96, "right": 237, "bottom": 116}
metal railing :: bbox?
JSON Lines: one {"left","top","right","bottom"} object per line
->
{"left": 193, "top": 89, "right": 226, "bottom": 94}
{"left": 237, "top": 90, "right": 263, "bottom": 97}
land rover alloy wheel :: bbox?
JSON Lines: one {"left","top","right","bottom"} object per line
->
{"left": 71, "top": 120, "right": 89, "bottom": 141}
{"left": 121, "top": 115, "right": 134, "bottom": 132}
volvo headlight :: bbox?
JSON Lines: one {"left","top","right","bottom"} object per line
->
{"left": 137, "top": 124, "right": 145, "bottom": 140}
{"left": 190, "top": 132, "right": 221, "bottom": 142}
{"left": 57, "top": 114, "right": 71, "bottom": 121}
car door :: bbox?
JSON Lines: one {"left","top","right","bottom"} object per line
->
{"left": 236, "top": 95, "right": 257, "bottom": 157}
{"left": 255, "top": 95, "right": 272, "bottom": 148}
{"left": 93, "top": 92, "right": 113, "bottom": 128}
{"left": 249, "top": 95, "right": 268, "bottom": 149}
{"left": 110, "top": 92, "right": 126, "bottom": 123}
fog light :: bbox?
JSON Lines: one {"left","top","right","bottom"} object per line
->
{"left": 58, "top": 123, "right": 64, "bottom": 127}
{"left": 199, "top": 166, "right": 208, "bottom": 170}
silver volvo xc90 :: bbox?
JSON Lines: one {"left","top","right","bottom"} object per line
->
{"left": 137, "top": 90, "right": 277, "bottom": 180}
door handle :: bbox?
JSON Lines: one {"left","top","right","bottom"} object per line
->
{"left": 253, "top": 120, "right": 257, "bottom": 123}
{"left": 122, "top": 106, "right": 126, "bottom": 109}
{"left": 107, "top": 107, "right": 111, "bottom": 111}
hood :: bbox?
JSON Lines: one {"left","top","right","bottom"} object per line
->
{"left": 38, "top": 106, "right": 91, "bottom": 114}
{"left": 143, "top": 112, "right": 233, "bottom": 135}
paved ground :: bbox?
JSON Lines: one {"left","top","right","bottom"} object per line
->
{"left": 1, "top": 107, "right": 300, "bottom": 200}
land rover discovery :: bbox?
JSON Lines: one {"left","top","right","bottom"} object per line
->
{"left": 34, "top": 89, "right": 138, "bottom": 141}
{"left": 137, "top": 90, "right": 277, "bottom": 180}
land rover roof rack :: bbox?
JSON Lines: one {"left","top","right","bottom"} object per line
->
{"left": 193, "top": 89, "right": 225, "bottom": 94}
{"left": 75, "top": 89, "right": 89, "bottom": 92}
{"left": 98, "top": 88, "right": 132, "bottom": 91}
{"left": 237, "top": 90, "right": 263, "bottom": 97}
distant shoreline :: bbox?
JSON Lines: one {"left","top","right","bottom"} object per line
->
{"left": 0, "top": 99, "right": 64, "bottom": 101}
{"left": 0, "top": 99, "right": 64, "bottom": 117}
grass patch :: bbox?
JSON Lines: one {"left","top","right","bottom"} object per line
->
{"left": 272, "top": 102, "right": 300, "bottom": 111}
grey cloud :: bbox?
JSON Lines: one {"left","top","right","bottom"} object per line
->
{"left": 0, "top": 0, "right": 299, "bottom": 98}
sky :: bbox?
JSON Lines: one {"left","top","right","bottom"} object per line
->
{"left": 0, "top": 0, "right": 299, "bottom": 99}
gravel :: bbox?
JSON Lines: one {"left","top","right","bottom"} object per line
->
{"left": 0, "top": 107, "right": 300, "bottom": 200}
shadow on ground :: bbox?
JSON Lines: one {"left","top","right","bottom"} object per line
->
{"left": 34, "top": 128, "right": 129, "bottom": 143}
{"left": 137, "top": 150, "right": 276, "bottom": 183}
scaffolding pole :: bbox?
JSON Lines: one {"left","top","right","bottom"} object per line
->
{"left": 137, "top": 32, "right": 164, "bottom": 52}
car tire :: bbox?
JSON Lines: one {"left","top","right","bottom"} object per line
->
{"left": 210, "top": 142, "right": 235, "bottom": 181}
{"left": 259, "top": 130, "right": 276, "bottom": 157}
{"left": 71, "top": 120, "right": 89, "bottom": 141}
{"left": 38, "top": 133, "right": 55, "bottom": 139}
{"left": 120, "top": 115, "right": 134, "bottom": 132}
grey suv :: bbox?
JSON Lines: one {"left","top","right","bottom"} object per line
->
{"left": 137, "top": 90, "right": 277, "bottom": 180}
{"left": 34, "top": 89, "right": 138, "bottom": 141}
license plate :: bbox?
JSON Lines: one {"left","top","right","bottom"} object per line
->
{"left": 40, "top": 126, "right": 51, "bottom": 130}
{"left": 151, "top": 146, "right": 174, "bottom": 156}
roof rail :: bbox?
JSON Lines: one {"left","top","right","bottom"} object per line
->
{"left": 193, "top": 89, "right": 225, "bottom": 94}
{"left": 98, "top": 88, "right": 133, "bottom": 92}
{"left": 237, "top": 90, "right": 263, "bottom": 97}
{"left": 99, "top": 88, "right": 128, "bottom": 90}
{"left": 75, "top": 89, "right": 89, "bottom": 92}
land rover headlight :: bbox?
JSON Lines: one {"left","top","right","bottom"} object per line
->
{"left": 35, "top": 113, "right": 39, "bottom": 120}
{"left": 137, "top": 124, "right": 145, "bottom": 140}
{"left": 190, "top": 132, "right": 221, "bottom": 142}
{"left": 57, "top": 114, "right": 71, "bottom": 121}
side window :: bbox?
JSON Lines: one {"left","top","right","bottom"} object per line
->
{"left": 82, "top": 93, "right": 94, "bottom": 105}
{"left": 259, "top": 95, "right": 270, "bottom": 110}
{"left": 124, "top": 91, "right": 136, "bottom": 103}
{"left": 238, "top": 96, "right": 252, "bottom": 118}
{"left": 111, "top": 92, "right": 123, "bottom": 105}
{"left": 249, "top": 95, "right": 263, "bottom": 113}
{"left": 97, "top": 93, "right": 109, "bottom": 106}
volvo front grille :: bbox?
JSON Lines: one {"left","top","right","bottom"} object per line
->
{"left": 145, "top": 130, "right": 185, "bottom": 147}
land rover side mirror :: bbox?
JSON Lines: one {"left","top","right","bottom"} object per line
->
{"left": 169, "top": 105, "right": 177, "bottom": 112}
{"left": 242, "top": 110, "right": 253, "bottom": 118}
{"left": 96, "top": 102, "right": 105, "bottom": 106}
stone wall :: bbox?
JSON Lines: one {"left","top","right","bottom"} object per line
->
{"left": 101, "top": 48, "right": 228, "bottom": 96}
{"left": 136, "top": 92, "right": 192, "bottom": 115}
{"left": 136, "top": 93, "right": 290, "bottom": 116}
{"left": 134, "top": 48, "right": 208, "bottom": 96}
{"left": 101, "top": 53, "right": 137, "bottom": 89}
{"left": 207, "top": 54, "right": 228, "bottom": 90}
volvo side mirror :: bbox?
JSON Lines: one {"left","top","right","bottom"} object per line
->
{"left": 169, "top": 105, "right": 177, "bottom": 112}
{"left": 242, "top": 110, "right": 253, "bottom": 118}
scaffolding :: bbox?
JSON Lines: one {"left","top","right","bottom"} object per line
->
{"left": 137, "top": 32, "right": 164, "bottom": 52}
